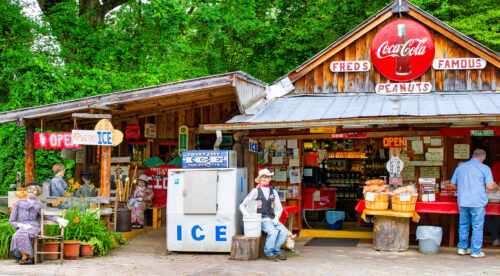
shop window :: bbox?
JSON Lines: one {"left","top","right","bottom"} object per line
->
{"left": 158, "top": 142, "right": 179, "bottom": 163}
{"left": 126, "top": 142, "right": 147, "bottom": 163}
{"left": 196, "top": 134, "right": 233, "bottom": 150}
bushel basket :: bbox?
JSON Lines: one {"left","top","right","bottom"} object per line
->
{"left": 365, "top": 193, "right": 389, "bottom": 210}
{"left": 391, "top": 195, "right": 417, "bottom": 212}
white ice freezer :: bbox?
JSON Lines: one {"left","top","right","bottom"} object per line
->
{"left": 167, "top": 168, "right": 247, "bottom": 252}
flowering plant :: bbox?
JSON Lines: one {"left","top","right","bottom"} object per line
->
{"left": 66, "top": 179, "right": 81, "bottom": 195}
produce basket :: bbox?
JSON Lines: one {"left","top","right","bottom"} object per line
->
{"left": 391, "top": 194, "right": 417, "bottom": 212}
{"left": 364, "top": 193, "right": 390, "bottom": 210}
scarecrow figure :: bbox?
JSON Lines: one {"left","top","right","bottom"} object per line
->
{"left": 239, "top": 169, "right": 288, "bottom": 261}
{"left": 75, "top": 171, "right": 98, "bottom": 198}
{"left": 128, "top": 174, "right": 154, "bottom": 229}
{"left": 50, "top": 163, "right": 67, "bottom": 197}
{"left": 9, "top": 182, "right": 68, "bottom": 265}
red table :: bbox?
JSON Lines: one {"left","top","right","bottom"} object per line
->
{"left": 280, "top": 206, "right": 301, "bottom": 231}
{"left": 356, "top": 200, "right": 500, "bottom": 247}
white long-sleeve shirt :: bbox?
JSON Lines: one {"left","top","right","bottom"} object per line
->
{"left": 239, "top": 187, "right": 283, "bottom": 222}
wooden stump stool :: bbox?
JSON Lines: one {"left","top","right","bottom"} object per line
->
{"left": 373, "top": 216, "right": 410, "bottom": 251}
{"left": 230, "top": 235, "right": 260, "bottom": 261}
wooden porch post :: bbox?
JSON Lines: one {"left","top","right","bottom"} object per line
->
{"left": 25, "top": 124, "right": 35, "bottom": 185}
{"left": 100, "top": 146, "right": 111, "bottom": 198}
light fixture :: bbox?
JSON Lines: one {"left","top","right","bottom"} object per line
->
{"left": 449, "top": 122, "right": 483, "bottom": 128}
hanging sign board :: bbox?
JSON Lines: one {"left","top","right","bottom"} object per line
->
{"left": 144, "top": 123, "right": 157, "bottom": 139}
{"left": 471, "top": 130, "right": 494, "bottom": 136}
{"left": 249, "top": 139, "right": 258, "bottom": 153}
{"left": 383, "top": 137, "right": 405, "bottom": 148}
{"left": 179, "top": 125, "right": 188, "bottom": 152}
{"left": 386, "top": 156, "right": 404, "bottom": 177}
{"left": 125, "top": 125, "right": 141, "bottom": 139}
{"left": 330, "top": 61, "right": 370, "bottom": 72}
{"left": 432, "top": 58, "right": 486, "bottom": 70}
{"left": 375, "top": 82, "right": 432, "bottom": 94}
{"left": 310, "top": 126, "right": 337, "bottom": 133}
{"left": 71, "top": 130, "right": 113, "bottom": 146}
{"left": 371, "top": 19, "right": 435, "bottom": 82}
{"left": 182, "top": 150, "right": 236, "bottom": 169}
{"left": 35, "top": 133, "right": 81, "bottom": 149}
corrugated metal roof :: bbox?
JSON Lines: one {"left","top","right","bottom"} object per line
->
{"left": 226, "top": 92, "right": 500, "bottom": 124}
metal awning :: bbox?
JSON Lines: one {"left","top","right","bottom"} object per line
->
{"left": 203, "top": 92, "right": 500, "bottom": 130}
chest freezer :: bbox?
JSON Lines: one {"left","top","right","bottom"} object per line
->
{"left": 167, "top": 168, "right": 247, "bottom": 252}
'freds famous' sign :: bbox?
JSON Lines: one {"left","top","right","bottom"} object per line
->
{"left": 371, "top": 19, "right": 435, "bottom": 83}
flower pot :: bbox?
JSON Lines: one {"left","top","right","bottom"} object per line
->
{"left": 63, "top": 241, "right": 81, "bottom": 260}
{"left": 80, "top": 243, "right": 94, "bottom": 258}
{"left": 43, "top": 241, "right": 61, "bottom": 260}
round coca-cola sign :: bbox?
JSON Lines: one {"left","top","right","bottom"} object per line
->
{"left": 371, "top": 19, "right": 435, "bottom": 82}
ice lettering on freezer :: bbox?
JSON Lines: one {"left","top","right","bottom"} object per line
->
{"left": 191, "top": 225, "right": 205, "bottom": 241}
{"left": 215, "top": 226, "right": 227, "bottom": 241}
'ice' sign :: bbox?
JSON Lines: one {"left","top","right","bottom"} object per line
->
{"left": 72, "top": 130, "right": 113, "bottom": 146}
{"left": 182, "top": 150, "right": 230, "bottom": 168}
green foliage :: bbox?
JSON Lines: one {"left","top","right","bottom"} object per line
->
{"left": 0, "top": 0, "right": 498, "bottom": 195}
{"left": 63, "top": 206, "right": 115, "bottom": 256}
{"left": 0, "top": 215, "right": 15, "bottom": 259}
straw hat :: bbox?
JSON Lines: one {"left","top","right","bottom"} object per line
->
{"left": 137, "top": 174, "right": 148, "bottom": 183}
{"left": 255, "top": 169, "right": 274, "bottom": 183}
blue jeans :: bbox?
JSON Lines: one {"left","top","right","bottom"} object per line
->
{"left": 458, "top": 207, "right": 485, "bottom": 255}
{"left": 261, "top": 220, "right": 288, "bottom": 256}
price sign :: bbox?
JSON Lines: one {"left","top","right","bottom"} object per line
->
{"left": 386, "top": 156, "right": 404, "bottom": 177}
{"left": 400, "top": 193, "right": 411, "bottom": 202}
{"left": 365, "top": 192, "right": 376, "bottom": 202}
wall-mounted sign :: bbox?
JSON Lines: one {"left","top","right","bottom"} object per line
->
{"left": 376, "top": 82, "right": 432, "bottom": 94}
{"left": 71, "top": 130, "right": 113, "bottom": 146}
{"left": 328, "top": 152, "right": 367, "bottom": 159}
{"left": 94, "top": 119, "right": 123, "bottom": 146}
{"left": 179, "top": 125, "right": 188, "bottom": 151}
{"left": 144, "top": 123, "right": 157, "bottom": 139}
{"left": 182, "top": 150, "right": 236, "bottom": 168}
{"left": 331, "top": 132, "right": 367, "bottom": 139}
{"left": 432, "top": 58, "right": 486, "bottom": 70}
{"left": 310, "top": 126, "right": 337, "bottom": 133}
{"left": 330, "top": 61, "right": 370, "bottom": 72}
{"left": 471, "top": 129, "right": 494, "bottom": 136}
{"left": 125, "top": 125, "right": 141, "bottom": 139}
{"left": 249, "top": 139, "right": 258, "bottom": 153}
{"left": 111, "top": 156, "right": 132, "bottom": 163}
{"left": 371, "top": 19, "right": 435, "bottom": 82}
{"left": 35, "top": 133, "right": 81, "bottom": 149}
{"left": 454, "top": 144, "right": 470, "bottom": 159}
{"left": 383, "top": 137, "right": 405, "bottom": 148}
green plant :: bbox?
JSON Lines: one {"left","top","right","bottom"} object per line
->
{"left": 0, "top": 217, "right": 15, "bottom": 260}
{"left": 110, "top": 230, "right": 126, "bottom": 246}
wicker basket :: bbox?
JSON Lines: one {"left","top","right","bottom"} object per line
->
{"left": 365, "top": 193, "right": 389, "bottom": 210}
{"left": 391, "top": 195, "right": 417, "bottom": 212}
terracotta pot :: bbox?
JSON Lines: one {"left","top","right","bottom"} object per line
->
{"left": 63, "top": 241, "right": 81, "bottom": 260}
{"left": 80, "top": 243, "right": 94, "bottom": 258}
{"left": 43, "top": 241, "right": 60, "bottom": 260}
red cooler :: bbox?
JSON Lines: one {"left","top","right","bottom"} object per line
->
{"left": 303, "top": 188, "right": 336, "bottom": 210}
{"left": 145, "top": 164, "right": 181, "bottom": 207}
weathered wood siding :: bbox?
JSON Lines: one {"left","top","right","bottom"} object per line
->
{"left": 292, "top": 16, "right": 499, "bottom": 94}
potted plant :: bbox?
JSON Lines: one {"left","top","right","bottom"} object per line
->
{"left": 0, "top": 214, "right": 16, "bottom": 260}
{"left": 80, "top": 241, "right": 94, "bottom": 258}
{"left": 63, "top": 207, "right": 84, "bottom": 259}
{"left": 43, "top": 224, "right": 62, "bottom": 260}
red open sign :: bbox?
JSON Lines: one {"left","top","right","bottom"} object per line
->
{"left": 35, "top": 133, "right": 81, "bottom": 149}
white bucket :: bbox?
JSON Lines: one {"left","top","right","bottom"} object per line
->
{"left": 243, "top": 214, "right": 262, "bottom": 238}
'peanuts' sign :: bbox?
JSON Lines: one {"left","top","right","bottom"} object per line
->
{"left": 383, "top": 137, "right": 405, "bottom": 148}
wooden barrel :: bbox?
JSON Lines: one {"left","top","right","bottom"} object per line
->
{"left": 116, "top": 203, "right": 131, "bottom": 232}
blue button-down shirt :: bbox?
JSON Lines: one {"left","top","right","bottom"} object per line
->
{"left": 451, "top": 158, "right": 494, "bottom": 207}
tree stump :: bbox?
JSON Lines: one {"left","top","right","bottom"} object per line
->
{"left": 230, "top": 235, "right": 260, "bottom": 260}
{"left": 373, "top": 216, "right": 409, "bottom": 251}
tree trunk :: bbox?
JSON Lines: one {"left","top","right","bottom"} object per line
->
{"left": 230, "top": 235, "right": 260, "bottom": 261}
{"left": 373, "top": 216, "right": 409, "bottom": 251}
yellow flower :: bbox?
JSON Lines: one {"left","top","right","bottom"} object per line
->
{"left": 65, "top": 192, "right": 71, "bottom": 197}
{"left": 73, "top": 182, "right": 81, "bottom": 189}
{"left": 67, "top": 179, "right": 74, "bottom": 184}
{"left": 73, "top": 216, "right": 80, "bottom": 224}
{"left": 51, "top": 198, "right": 60, "bottom": 207}
{"left": 90, "top": 205, "right": 97, "bottom": 210}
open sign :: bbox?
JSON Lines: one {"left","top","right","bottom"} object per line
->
{"left": 383, "top": 137, "right": 405, "bottom": 148}
{"left": 35, "top": 133, "right": 81, "bottom": 149}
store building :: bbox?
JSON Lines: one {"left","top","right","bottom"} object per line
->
{"left": 203, "top": 0, "right": 500, "bottom": 238}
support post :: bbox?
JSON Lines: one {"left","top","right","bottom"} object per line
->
{"left": 25, "top": 124, "right": 35, "bottom": 185}
{"left": 100, "top": 146, "right": 111, "bottom": 198}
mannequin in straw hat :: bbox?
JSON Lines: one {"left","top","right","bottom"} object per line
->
{"left": 128, "top": 174, "right": 154, "bottom": 229}
{"left": 239, "top": 169, "right": 288, "bottom": 261}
